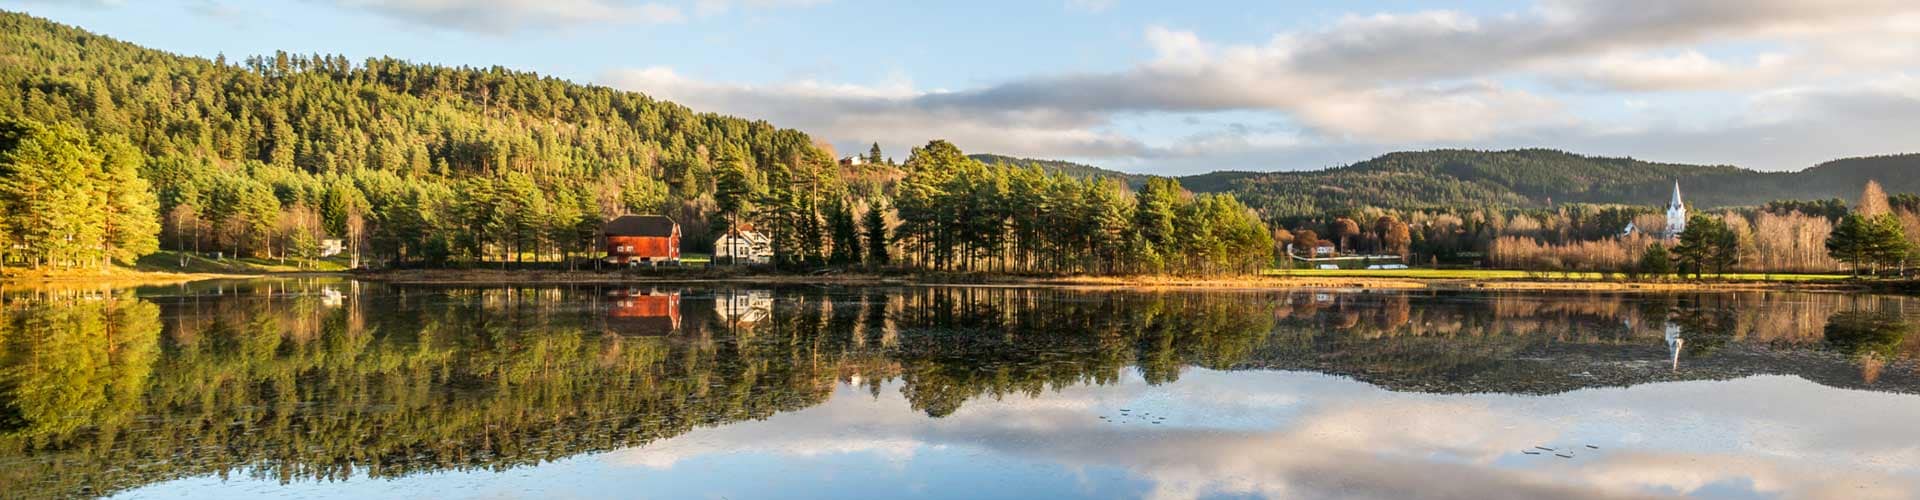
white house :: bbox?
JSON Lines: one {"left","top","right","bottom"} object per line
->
{"left": 714, "top": 229, "right": 773, "bottom": 264}
{"left": 320, "top": 238, "right": 345, "bottom": 257}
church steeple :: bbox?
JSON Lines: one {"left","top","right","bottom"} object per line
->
{"left": 1664, "top": 181, "right": 1687, "bottom": 239}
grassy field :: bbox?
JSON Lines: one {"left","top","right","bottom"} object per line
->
{"left": 1264, "top": 268, "right": 1852, "bottom": 282}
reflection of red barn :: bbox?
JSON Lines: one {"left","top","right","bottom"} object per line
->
{"left": 604, "top": 215, "right": 680, "bottom": 265}
{"left": 606, "top": 289, "right": 681, "bottom": 336}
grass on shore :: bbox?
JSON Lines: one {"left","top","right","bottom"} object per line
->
{"left": 1264, "top": 268, "right": 1851, "bottom": 282}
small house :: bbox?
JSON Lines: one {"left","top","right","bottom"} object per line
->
{"left": 320, "top": 239, "right": 345, "bottom": 257}
{"left": 714, "top": 228, "right": 773, "bottom": 264}
{"left": 604, "top": 215, "right": 681, "bottom": 266}
{"left": 839, "top": 155, "right": 867, "bottom": 167}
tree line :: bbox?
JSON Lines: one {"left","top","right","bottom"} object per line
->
{"left": 886, "top": 141, "right": 1273, "bottom": 275}
{"left": 0, "top": 11, "right": 820, "bottom": 269}
{"left": 2, "top": 13, "right": 1279, "bottom": 276}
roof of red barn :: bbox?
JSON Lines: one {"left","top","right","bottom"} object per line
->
{"left": 604, "top": 215, "right": 678, "bottom": 237}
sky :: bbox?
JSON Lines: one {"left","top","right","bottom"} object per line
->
{"left": 6, "top": 0, "right": 1919, "bottom": 175}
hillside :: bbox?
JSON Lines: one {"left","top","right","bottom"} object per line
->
{"left": 0, "top": 10, "right": 829, "bottom": 263}
{"left": 1181, "top": 149, "right": 1917, "bottom": 218}
{"left": 982, "top": 148, "right": 1920, "bottom": 218}
{"left": 968, "top": 153, "right": 1142, "bottom": 185}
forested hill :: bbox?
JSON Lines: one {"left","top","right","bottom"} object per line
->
{"left": 967, "top": 154, "right": 1141, "bottom": 185}
{"left": 0, "top": 10, "right": 827, "bottom": 260}
{"left": 1174, "top": 149, "right": 1920, "bottom": 218}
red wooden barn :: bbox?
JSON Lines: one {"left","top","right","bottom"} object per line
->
{"left": 604, "top": 215, "right": 680, "bottom": 266}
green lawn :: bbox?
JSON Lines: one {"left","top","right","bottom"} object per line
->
{"left": 1263, "top": 268, "right": 1851, "bottom": 282}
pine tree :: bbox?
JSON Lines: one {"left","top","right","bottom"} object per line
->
{"left": 1132, "top": 177, "right": 1179, "bottom": 248}
{"left": 1828, "top": 213, "right": 1868, "bottom": 275}
{"left": 1639, "top": 243, "right": 1673, "bottom": 277}
{"left": 862, "top": 204, "right": 889, "bottom": 266}
{"left": 0, "top": 119, "right": 103, "bottom": 268}
{"left": 828, "top": 200, "right": 862, "bottom": 265}
{"left": 868, "top": 142, "right": 883, "bottom": 165}
{"left": 94, "top": 134, "right": 159, "bottom": 266}
{"left": 1673, "top": 214, "right": 1736, "bottom": 277}
{"left": 713, "top": 153, "right": 756, "bottom": 237}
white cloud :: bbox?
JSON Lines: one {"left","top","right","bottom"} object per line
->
{"left": 601, "top": 0, "right": 1920, "bottom": 172}
{"left": 603, "top": 67, "right": 1153, "bottom": 160}
{"left": 8, "top": 0, "right": 124, "bottom": 6}
{"left": 596, "top": 372, "right": 1920, "bottom": 500}
{"left": 691, "top": 0, "right": 827, "bottom": 18}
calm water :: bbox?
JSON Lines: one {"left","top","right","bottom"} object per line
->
{"left": 2, "top": 279, "right": 1918, "bottom": 499}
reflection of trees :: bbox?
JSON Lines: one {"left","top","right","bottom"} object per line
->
{"left": 0, "top": 294, "right": 161, "bottom": 496}
{"left": 888, "top": 288, "right": 1275, "bottom": 416}
{"left": 0, "top": 284, "right": 875, "bottom": 498}
{"left": 1, "top": 283, "right": 1915, "bottom": 497}
{"left": 1672, "top": 296, "right": 1736, "bottom": 357}
{"left": 1825, "top": 311, "right": 1912, "bottom": 360}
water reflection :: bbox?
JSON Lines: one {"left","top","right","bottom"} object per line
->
{"left": 0, "top": 281, "right": 1915, "bottom": 498}
{"left": 603, "top": 288, "right": 682, "bottom": 336}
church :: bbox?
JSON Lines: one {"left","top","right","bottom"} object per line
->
{"left": 1663, "top": 181, "right": 1687, "bottom": 239}
{"left": 1621, "top": 181, "right": 1687, "bottom": 239}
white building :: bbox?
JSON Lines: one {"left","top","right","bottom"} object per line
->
{"left": 714, "top": 229, "right": 773, "bottom": 264}
{"left": 320, "top": 238, "right": 345, "bottom": 257}
{"left": 1664, "top": 181, "right": 1687, "bottom": 239}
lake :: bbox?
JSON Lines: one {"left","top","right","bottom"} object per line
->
{"left": 2, "top": 279, "right": 1917, "bottom": 499}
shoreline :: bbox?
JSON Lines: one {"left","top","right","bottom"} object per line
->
{"left": 0, "top": 269, "right": 263, "bottom": 289}
{"left": 1, "top": 268, "right": 1879, "bottom": 293}
{"left": 350, "top": 268, "right": 1870, "bottom": 293}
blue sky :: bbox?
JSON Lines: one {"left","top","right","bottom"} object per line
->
{"left": 8, "top": 0, "right": 1919, "bottom": 174}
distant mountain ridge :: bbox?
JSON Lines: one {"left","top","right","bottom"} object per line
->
{"left": 990, "top": 149, "right": 1920, "bottom": 217}
{"left": 968, "top": 154, "right": 1143, "bottom": 185}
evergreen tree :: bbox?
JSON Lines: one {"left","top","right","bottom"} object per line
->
{"left": 1826, "top": 213, "right": 1910, "bottom": 276}
{"left": 862, "top": 204, "right": 889, "bottom": 266}
{"left": 713, "top": 153, "right": 757, "bottom": 237}
{"left": 1672, "top": 214, "right": 1737, "bottom": 277}
{"left": 868, "top": 143, "right": 883, "bottom": 165}
{"left": 94, "top": 134, "right": 160, "bottom": 265}
{"left": 828, "top": 200, "right": 862, "bottom": 265}
{"left": 1132, "top": 177, "right": 1179, "bottom": 248}
{"left": 0, "top": 119, "right": 106, "bottom": 268}
{"left": 1639, "top": 243, "right": 1673, "bottom": 277}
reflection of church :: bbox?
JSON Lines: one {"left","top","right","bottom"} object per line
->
{"left": 1664, "top": 321, "right": 1684, "bottom": 371}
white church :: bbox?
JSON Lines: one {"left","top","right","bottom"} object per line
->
{"left": 1622, "top": 181, "right": 1687, "bottom": 239}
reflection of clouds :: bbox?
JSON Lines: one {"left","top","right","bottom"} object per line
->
{"left": 605, "top": 371, "right": 1920, "bottom": 499}
{"left": 1576, "top": 453, "right": 1915, "bottom": 500}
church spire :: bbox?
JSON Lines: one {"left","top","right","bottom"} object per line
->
{"left": 1664, "top": 180, "right": 1688, "bottom": 239}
